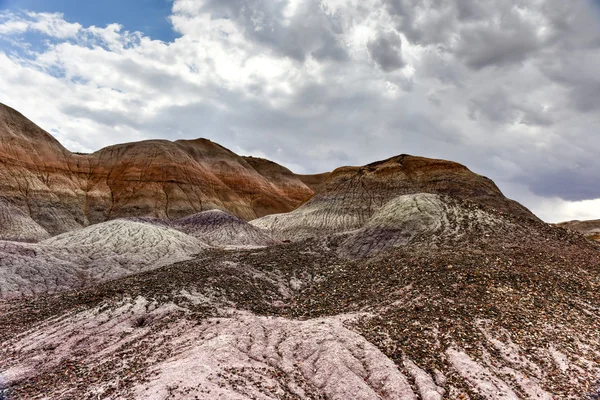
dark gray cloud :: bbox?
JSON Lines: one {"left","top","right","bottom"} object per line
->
{"left": 367, "top": 30, "right": 404, "bottom": 71}
{"left": 521, "top": 168, "right": 600, "bottom": 201}
{"left": 467, "top": 89, "right": 555, "bottom": 126}
{"left": 193, "top": 0, "right": 348, "bottom": 62}
{"left": 454, "top": 19, "right": 542, "bottom": 70}
{"left": 384, "top": 0, "right": 457, "bottom": 47}
{"left": 384, "top": 0, "right": 546, "bottom": 69}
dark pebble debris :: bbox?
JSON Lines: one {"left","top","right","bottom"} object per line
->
{"left": 1, "top": 213, "right": 600, "bottom": 399}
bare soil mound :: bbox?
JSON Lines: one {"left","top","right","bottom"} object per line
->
{"left": 338, "top": 193, "right": 521, "bottom": 258}
{"left": 0, "top": 220, "right": 206, "bottom": 298}
{"left": 174, "top": 210, "right": 278, "bottom": 247}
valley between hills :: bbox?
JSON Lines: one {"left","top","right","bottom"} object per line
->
{"left": 1, "top": 102, "right": 599, "bottom": 399}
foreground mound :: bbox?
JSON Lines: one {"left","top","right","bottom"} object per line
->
{"left": 174, "top": 210, "right": 278, "bottom": 247}
{"left": 44, "top": 219, "right": 206, "bottom": 258}
{"left": 1, "top": 229, "right": 599, "bottom": 398}
{"left": 0, "top": 220, "right": 206, "bottom": 298}
{"left": 0, "top": 199, "right": 49, "bottom": 242}
{"left": 252, "top": 155, "right": 536, "bottom": 246}
{"left": 339, "top": 193, "right": 522, "bottom": 258}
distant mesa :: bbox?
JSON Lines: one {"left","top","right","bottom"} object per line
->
{"left": 555, "top": 219, "right": 600, "bottom": 242}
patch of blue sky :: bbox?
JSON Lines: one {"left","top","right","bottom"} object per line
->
{"left": 0, "top": 29, "right": 53, "bottom": 56}
{"left": 0, "top": 0, "right": 178, "bottom": 42}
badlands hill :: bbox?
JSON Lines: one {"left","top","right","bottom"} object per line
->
{"left": 2, "top": 105, "right": 600, "bottom": 398}
{"left": 556, "top": 219, "right": 600, "bottom": 242}
{"left": 252, "top": 154, "right": 537, "bottom": 244}
{"left": 0, "top": 103, "right": 321, "bottom": 237}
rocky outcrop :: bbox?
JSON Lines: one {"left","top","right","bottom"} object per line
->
{"left": 252, "top": 155, "right": 538, "bottom": 241}
{"left": 0, "top": 103, "right": 315, "bottom": 238}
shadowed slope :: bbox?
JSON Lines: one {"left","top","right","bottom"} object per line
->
{"left": 243, "top": 156, "right": 330, "bottom": 200}
{"left": 0, "top": 199, "right": 49, "bottom": 242}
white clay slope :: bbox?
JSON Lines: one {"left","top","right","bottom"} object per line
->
{"left": 0, "top": 240, "right": 82, "bottom": 297}
{"left": 0, "top": 220, "right": 207, "bottom": 298}
{"left": 1, "top": 296, "right": 582, "bottom": 399}
{"left": 250, "top": 200, "right": 364, "bottom": 241}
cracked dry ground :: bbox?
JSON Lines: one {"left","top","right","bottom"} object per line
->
{"left": 1, "top": 227, "right": 600, "bottom": 399}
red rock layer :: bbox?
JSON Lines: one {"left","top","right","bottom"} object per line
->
{"left": 0, "top": 103, "right": 315, "bottom": 235}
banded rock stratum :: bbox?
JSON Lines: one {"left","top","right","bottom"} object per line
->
{"left": 0, "top": 102, "right": 322, "bottom": 237}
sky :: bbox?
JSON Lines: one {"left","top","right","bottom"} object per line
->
{"left": 0, "top": 0, "right": 599, "bottom": 222}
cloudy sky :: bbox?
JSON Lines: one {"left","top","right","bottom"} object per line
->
{"left": 0, "top": 0, "right": 599, "bottom": 222}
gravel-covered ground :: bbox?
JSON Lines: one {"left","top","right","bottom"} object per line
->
{"left": 1, "top": 215, "right": 600, "bottom": 399}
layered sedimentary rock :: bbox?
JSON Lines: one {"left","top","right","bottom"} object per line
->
{"left": 294, "top": 172, "right": 331, "bottom": 193}
{"left": 252, "top": 154, "right": 538, "bottom": 240}
{"left": 242, "top": 156, "right": 327, "bottom": 203}
{"left": 0, "top": 104, "right": 85, "bottom": 235}
{"left": 0, "top": 103, "right": 315, "bottom": 238}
